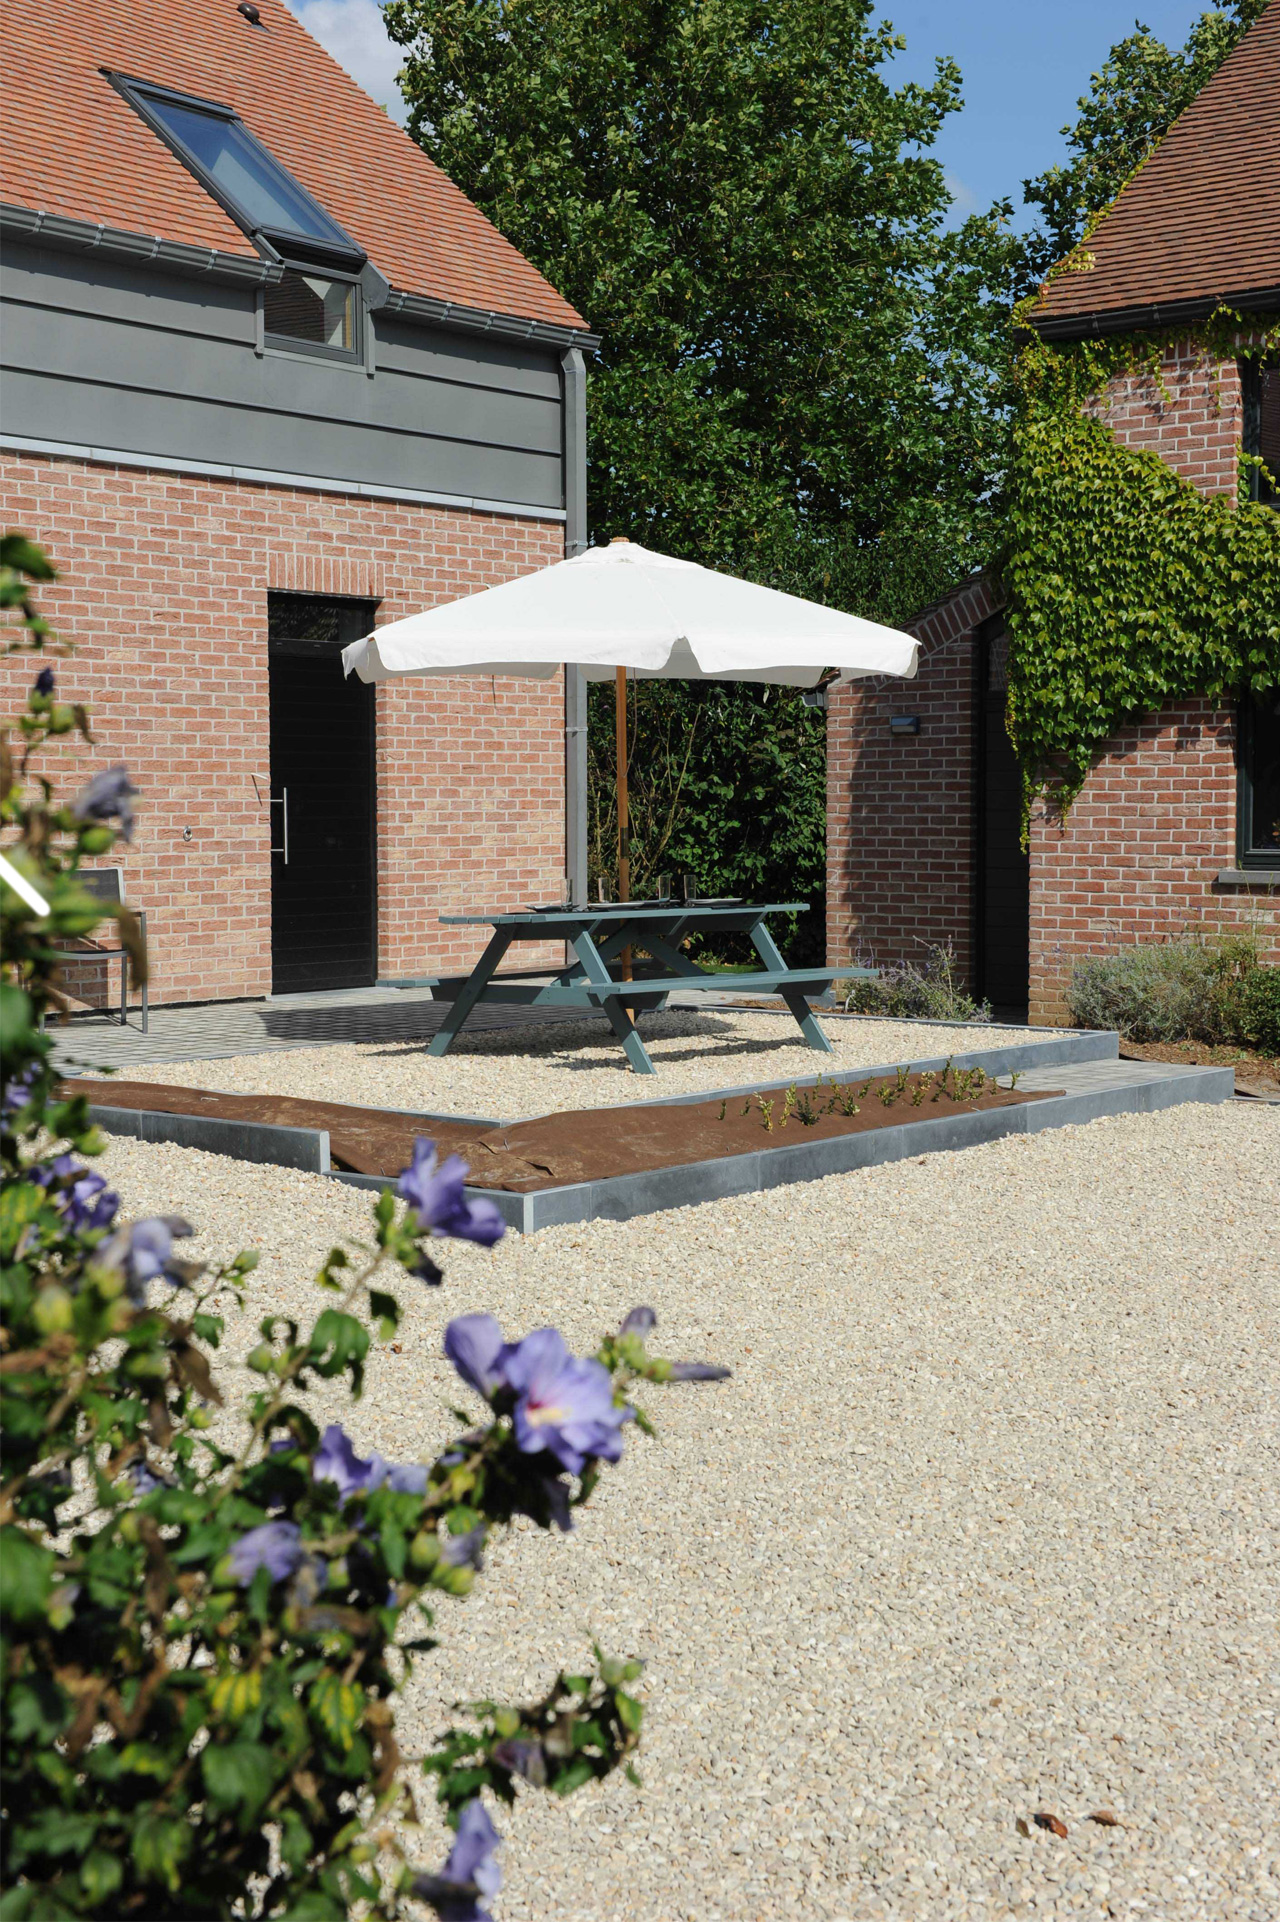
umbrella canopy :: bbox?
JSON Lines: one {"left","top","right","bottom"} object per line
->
{"left": 342, "top": 539, "right": 919, "bottom": 686}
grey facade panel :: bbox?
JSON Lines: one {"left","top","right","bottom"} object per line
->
{"left": 0, "top": 241, "right": 566, "bottom": 512}
{"left": 1, "top": 245, "right": 258, "bottom": 343}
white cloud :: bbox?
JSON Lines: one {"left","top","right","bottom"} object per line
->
{"left": 944, "top": 172, "right": 980, "bottom": 215}
{"left": 285, "top": 0, "right": 410, "bottom": 123}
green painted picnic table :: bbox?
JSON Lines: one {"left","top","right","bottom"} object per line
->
{"left": 405, "top": 900, "right": 860, "bottom": 1076}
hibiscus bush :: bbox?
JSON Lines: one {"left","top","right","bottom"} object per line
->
{"left": 0, "top": 538, "right": 729, "bottom": 1920}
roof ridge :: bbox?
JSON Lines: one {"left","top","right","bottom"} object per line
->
{"left": 0, "top": 0, "right": 589, "bottom": 334}
{"left": 1029, "top": 0, "right": 1280, "bottom": 337}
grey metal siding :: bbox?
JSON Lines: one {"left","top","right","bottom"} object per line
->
{"left": 0, "top": 242, "right": 565, "bottom": 512}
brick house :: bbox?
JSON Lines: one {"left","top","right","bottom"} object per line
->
{"left": 0, "top": 0, "right": 596, "bottom": 1004}
{"left": 827, "top": 0, "right": 1280, "bottom": 1021}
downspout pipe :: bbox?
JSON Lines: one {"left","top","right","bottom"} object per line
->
{"left": 561, "top": 346, "right": 589, "bottom": 907}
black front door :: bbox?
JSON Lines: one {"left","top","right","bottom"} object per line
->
{"left": 975, "top": 620, "right": 1030, "bottom": 1015}
{"left": 269, "top": 594, "right": 378, "bottom": 994}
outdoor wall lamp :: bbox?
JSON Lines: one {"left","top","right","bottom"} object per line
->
{"left": 890, "top": 714, "right": 921, "bottom": 736}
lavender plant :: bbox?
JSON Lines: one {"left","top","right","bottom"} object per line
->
{"left": 0, "top": 542, "right": 729, "bottom": 1921}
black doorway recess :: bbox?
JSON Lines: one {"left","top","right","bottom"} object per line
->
{"left": 975, "top": 619, "right": 1030, "bottom": 1016}
{"left": 269, "top": 594, "right": 378, "bottom": 995}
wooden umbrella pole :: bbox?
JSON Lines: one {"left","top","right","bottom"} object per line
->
{"left": 615, "top": 664, "right": 633, "bottom": 989}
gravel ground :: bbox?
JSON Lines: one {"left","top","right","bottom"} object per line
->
{"left": 82, "top": 1009, "right": 1038, "bottom": 1118}
{"left": 97, "top": 1099, "right": 1279, "bottom": 1921}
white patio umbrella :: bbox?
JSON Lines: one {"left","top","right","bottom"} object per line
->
{"left": 341, "top": 538, "right": 918, "bottom": 909}
{"left": 342, "top": 537, "right": 918, "bottom": 687}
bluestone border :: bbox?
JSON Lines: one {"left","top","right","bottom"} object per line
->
{"left": 328, "top": 1062, "right": 1234, "bottom": 1233}
{"left": 87, "top": 1104, "right": 331, "bottom": 1174}
{"left": 88, "top": 1030, "right": 1229, "bottom": 1234}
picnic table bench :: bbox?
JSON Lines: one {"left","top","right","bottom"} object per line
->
{"left": 386, "top": 900, "right": 872, "bottom": 1075}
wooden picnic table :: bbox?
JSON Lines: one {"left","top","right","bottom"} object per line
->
{"left": 404, "top": 900, "right": 854, "bottom": 1076}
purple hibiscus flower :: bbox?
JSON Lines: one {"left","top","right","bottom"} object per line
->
{"left": 32, "top": 1155, "right": 119, "bottom": 1233}
{"left": 71, "top": 764, "right": 139, "bottom": 843}
{"left": 617, "top": 1305, "right": 730, "bottom": 1380}
{"left": 443, "top": 1316, "right": 632, "bottom": 1476}
{"left": 490, "top": 1736, "right": 547, "bottom": 1787}
{"left": 439, "top": 1524, "right": 486, "bottom": 1571}
{"left": 128, "top": 1459, "right": 175, "bottom": 1495}
{"left": 3, "top": 1064, "right": 39, "bottom": 1115}
{"left": 442, "top": 1313, "right": 510, "bottom": 1400}
{"left": 228, "top": 1520, "right": 305, "bottom": 1586}
{"left": 398, "top": 1141, "right": 506, "bottom": 1255}
{"left": 503, "top": 1329, "right": 632, "bottom": 1475}
{"left": 312, "top": 1423, "right": 428, "bottom": 1500}
{"left": 95, "top": 1215, "right": 196, "bottom": 1302}
{"left": 412, "top": 1800, "right": 502, "bottom": 1922}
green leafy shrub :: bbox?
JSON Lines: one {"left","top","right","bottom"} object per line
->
{"left": 838, "top": 942, "right": 993, "bottom": 1024}
{"left": 0, "top": 539, "right": 730, "bottom": 1920}
{"left": 1065, "top": 933, "right": 1278, "bottom": 1048}
{"left": 1237, "top": 964, "right": 1280, "bottom": 1053}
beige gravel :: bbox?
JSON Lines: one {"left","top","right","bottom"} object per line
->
{"left": 97, "top": 1097, "right": 1279, "bottom": 1921}
{"left": 83, "top": 1009, "right": 1039, "bottom": 1118}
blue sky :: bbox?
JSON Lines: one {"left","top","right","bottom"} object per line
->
{"left": 287, "top": 0, "right": 1217, "bottom": 224}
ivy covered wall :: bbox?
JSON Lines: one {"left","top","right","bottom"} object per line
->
{"left": 1003, "top": 316, "right": 1280, "bottom": 819}
{"left": 1004, "top": 319, "right": 1280, "bottom": 1020}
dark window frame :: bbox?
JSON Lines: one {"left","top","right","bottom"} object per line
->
{"left": 105, "top": 70, "right": 366, "bottom": 275}
{"left": 261, "top": 265, "right": 364, "bottom": 366}
{"left": 1237, "top": 692, "right": 1280, "bottom": 870}
{"left": 1241, "top": 353, "right": 1279, "bottom": 507}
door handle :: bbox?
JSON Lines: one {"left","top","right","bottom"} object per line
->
{"left": 270, "top": 789, "right": 289, "bottom": 864}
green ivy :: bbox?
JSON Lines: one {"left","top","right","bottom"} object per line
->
{"left": 1002, "top": 312, "right": 1280, "bottom": 817}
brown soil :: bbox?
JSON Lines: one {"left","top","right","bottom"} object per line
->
{"left": 65, "top": 1070, "right": 1058, "bottom": 1193}
{"left": 63, "top": 1079, "right": 491, "bottom": 1178}
{"left": 1116, "top": 1039, "right": 1280, "bottom": 1099}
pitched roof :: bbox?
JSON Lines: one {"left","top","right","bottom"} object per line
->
{"left": 1030, "top": 0, "right": 1280, "bottom": 338}
{"left": 0, "top": 0, "right": 586, "bottom": 332}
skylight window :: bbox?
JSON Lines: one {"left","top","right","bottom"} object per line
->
{"left": 108, "top": 73, "right": 364, "bottom": 271}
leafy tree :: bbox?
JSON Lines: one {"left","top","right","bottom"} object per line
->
{"left": 1020, "top": 0, "right": 1270, "bottom": 288}
{"left": 587, "top": 679, "right": 828, "bottom": 960}
{"left": 386, "top": 0, "right": 1022, "bottom": 943}
{"left": 389, "top": 0, "right": 1019, "bottom": 588}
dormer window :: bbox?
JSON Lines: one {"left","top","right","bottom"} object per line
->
{"left": 264, "top": 269, "right": 356, "bottom": 352}
{"left": 107, "top": 72, "right": 364, "bottom": 274}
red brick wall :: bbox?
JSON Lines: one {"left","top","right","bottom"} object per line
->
{"left": 826, "top": 578, "right": 996, "bottom": 979}
{"left": 0, "top": 451, "right": 566, "bottom": 1006}
{"left": 1029, "top": 338, "right": 1278, "bottom": 1021}
{"left": 826, "top": 337, "right": 1279, "bottom": 1023}
{"left": 1028, "top": 701, "right": 1280, "bottom": 1024}
{"left": 1085, "top": 338, "right": 1243, "bottom": 496}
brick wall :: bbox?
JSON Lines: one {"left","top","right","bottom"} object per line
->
{"left": 0, "top": 451, "right": 566, "bottom": 1006}
{"left": 1028, "top": 701, "right": 1280, "bottom": 1024}
{"left": 1085, "top": 338, "right": 1243, "bottom": 496}
{"left": 826, "top": 578, "right": 996, "bottom": 979}
{"left": 1030, "top": 337, "right": 1278, "bottom": 1021}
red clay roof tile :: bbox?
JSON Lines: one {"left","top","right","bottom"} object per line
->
{"left": 0, "top": 0, "right": 586, "bottom": 331}
{"left": 1030, "top": 0, "right": 1280, "bottom": 332}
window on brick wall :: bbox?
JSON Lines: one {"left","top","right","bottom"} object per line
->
{"left": 1239, "top": 691, "right": 1280, "bottom": 869}
{"left": 1242, "top": 356, "right": 1279, "bottom": 506}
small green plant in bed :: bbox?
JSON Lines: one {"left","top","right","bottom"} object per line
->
{"left": 838, "top": 942, "right": 993, "bottom": 1024}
